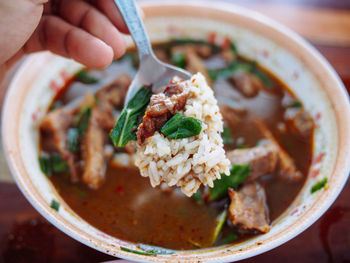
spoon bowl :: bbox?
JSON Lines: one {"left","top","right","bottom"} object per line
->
{"left": 114, "top": 0, "right": 191, "bottom": 104}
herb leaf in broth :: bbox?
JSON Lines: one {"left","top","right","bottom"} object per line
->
{"left": 212, "top": 209, "right": 228, "bottom": 244}
{"left": 171, "top": 52, "right": 186, "bottom": 69}
{"left": 110, "top": 87, "right": 152, "bottom": 147}
{"left": 165, "top": 37, "right": 221, "bottom": 52}
{"left": 249, "top": 61, "right": 273, "bottom": 88}
{"left": 221, "top": 126, "right": 234, "bottom": 146}
{"left": 74, "top": 107, "right": 91, "bottom": 137}
{"left": 229, "top": 42, "right": 238, "bottom": 53}
{"left": 209, "top": 164, "right": 251, "bottom": 200}
{"left": 289, "top": 100, "right": 302, "bottom": 108}
{"left": 67, "top": 128, "right": 79, "bottom": 153}
{"left": 75, "top": 69, "right": 99, "bottom": 84}
{"left": 120, "top": 246, "right": 161, "bottom": 256}
{"left": 208, "top": 61, "right": 273, "bottom": 88}
{"left": 39, "top": 156, "right": 52, "bottom": 176}
{"left": 39, "top": 154, "right": 68, "bottom": 176}
{"left": 51, "top": 153, "right": 68, "bottom": 173}
{"left": 311, "top": 178, "right": 328, "bottom": 194}
{"left": 50, "top": 199, "right": 60, "bottom": 211}
{"left": 161, "top": 113, "right": 202, "bottom": 139}
{"left": 192, "top": 190, "right": 203, "bottom": 203}
{"left": 219, "top": 233, "right": 238, "bottom": 245}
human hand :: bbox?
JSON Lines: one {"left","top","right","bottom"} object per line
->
{"left": 0, "top": 0, "right": 131, "bottom": 77}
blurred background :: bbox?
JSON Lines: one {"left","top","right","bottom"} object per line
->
{"left": 0, "top": 0, "right": 349, "bottom": 263}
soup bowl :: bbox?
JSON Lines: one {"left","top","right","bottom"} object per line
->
{"left": 2, "top": 1, "right": 350, "bottom": 262}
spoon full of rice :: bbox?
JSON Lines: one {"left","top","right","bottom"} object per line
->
{"left": 111, "top": 0, "right": 230, "bottom": 196}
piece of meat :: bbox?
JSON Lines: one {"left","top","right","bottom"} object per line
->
{"left": 154, "top": 49, "right": 168, "bottom": 62}
{"left": 136, "top": 78, "right": 190, "bottom": 144}
{"left": 185, "top": 48, "right": 212, "bottom": 86}
{"left": 255, "top": 119, "right": 302, "bottom": 181}
{"left": 124, "top": 141, "right": 136, "bottom": 154}
{"left": 91, "top": 98, "right": 115, "bottom": 131}
{"left": 80, "top": 82, "right": 123, "bottom": 188}
{"left": 171, "top": 45, "right": 212, "bottom": 85}
{"left": 40, "top": 107, "right": 79, "bottom": 182}
{"left": 219, "top": 105, "right": 246, "bottom": 129}
{"left": 284, "top": 107, "right": 314, "bottom": 137}
{"left": 97, "top": 73, "right": 131, "bottom": 107}
{"left": 194, "top": 45, "right": 212, "bottom": 58}
{"left": 226, "top": 143, "right": 278, "bottom": 181}
{"left": 221, "top": 48, "right": 237, "bottom": 63}
{"left": 81, "top": 107, "right": 106, "bottom": 189}
{"left": 229, "top": 71, "right": 264, "bottom": 98}
{"left": 228, "top": 183, "right": 270, "bottom": 233}
{"left": 93, "top": 74, "right": 132, "bottom": 131}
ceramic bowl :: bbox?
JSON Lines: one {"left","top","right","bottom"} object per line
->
{"left": 2, "top": 1, "right": 350, "bottom": 262}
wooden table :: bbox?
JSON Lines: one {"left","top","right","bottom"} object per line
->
{"left": 1, "top": 0, "right": 350, "bottom": 262}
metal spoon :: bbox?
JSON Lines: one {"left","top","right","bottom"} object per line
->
{"left": 114, "top": 0, "right": 191, "bottom": 105}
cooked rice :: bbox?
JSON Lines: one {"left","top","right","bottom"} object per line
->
{"left": 135, "top": 73, "right": 230, "bottom": 196}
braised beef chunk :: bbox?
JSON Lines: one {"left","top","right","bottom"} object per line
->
{"left": 284, "top": 107, "right": 314, "bottom": 137}
{"left": 228, "top": 183, "right": 270, "bottom": 233}
{"left": 229, "top": 71, "right": 264, "bottom": 98}
{"left": 81, "top": 107, "right": 106, "bottom": 189}
{"left": 171, "top": 46, "right": 212, "bottom": 85}
{"left": 80, "top": 75, "right": 128, "bottom": 188}
{"left": 255, "top": 119, "right": 302, "bottom": 181}
{"left": 226, "top": 143, "right": 278, "bottom": 181}
{"left": 185, "top": 48, "right": 212, "bottom": 86}
{"left": 40, "top": 107, "right": 79, "bottom": 182}
{"left": 97, "top": 73, "right": 131, "bottom": 108}
{"left": 137, "top": 78, "right": 190, "bottom": 144}
{"left": 281, "top": 94, "right": 314, "bottom": 137}
{"left": 219, "top": 105, "right": 247, "bottom": 129}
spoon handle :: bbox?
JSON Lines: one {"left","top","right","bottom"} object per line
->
{"left": 114, "top": 0, "right": 153, "bottom": 60}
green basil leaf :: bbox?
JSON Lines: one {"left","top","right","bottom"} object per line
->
{"left": 289, "top": 100, "right": 302, "bottom": 108}
{"left": 249, "top": 62, "right": 273, "bottom": 88}
{"left": 221, "top": 126, "right": 234, "bottom": 146}
{"left": 75, "top": 107, "right": 91, "bottom": 137}
{"left": 171, "top": 52, "right": 186, "bottom": 69}
{"left": 209, "top": 164, "right": 251, "bottom": 200}
{"left": 39, "top": 156, "right": 52, "bottom": 176}
{"left": 67, "top": 128, "right": 79, "bottom": 153}
{"left": 212, "top": 210, "right": 228, "bottom": 244}
{"left": 50, "top": 199, "right": 60, "bottom": 211}
{"left": 120, "top": 246, "right": 156, "bottom": 256}
{"left": 311, "top": 178, "right": 328, "bottom": 194}
{"left": 229, "top": 42, "right": 238, "bottom": 53}
{"left": 192, "top": 191, "right": 203, "bottom": 203}
{"left": 161, "top": 113, "right": 202, "bottom": 139}
{"left": 219, "top": 233, "right": 238, "bottom": 244}
{"left": 110, "top": 87, "right": 152, "bottom": 147}
{"left": 75, "top": 69, "right": 99, "bottom": 84}
{"left": 165, "top": 38, "right": 221, "bottom": 52}
{"left": 208, "top": 60, "right": 273, "bottom": 88}
{"left": 39, "top": 154, "right": 68, "bottom": 175}
{"left": 51, "top": 153, "right": 68, "bottom": 173}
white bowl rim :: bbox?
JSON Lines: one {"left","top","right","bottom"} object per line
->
{"left": 2, "top": 1, "right": 350, "bottom": 262}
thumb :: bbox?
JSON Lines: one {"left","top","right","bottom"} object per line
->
{"left": 0, "top": 0, "right": 47, "bottom": 65}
